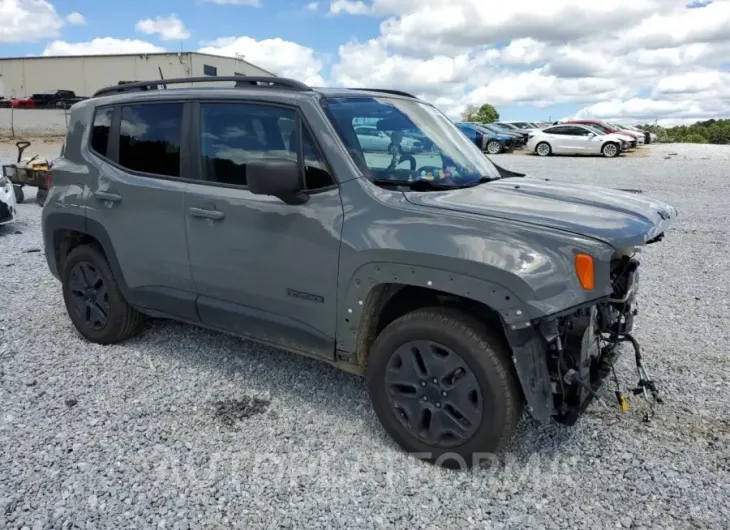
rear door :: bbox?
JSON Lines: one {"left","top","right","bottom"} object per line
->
{"left": 85, "top": 101, "right": 198, "bottom": 321}
{"left": 542, "top": 126, "right": 568, "bottom": 152}
{"left": 184, "top": 100, "right": 344, "bottom": 359}
{"left": 562, "top": 126, "right": 593, "bottom": 153}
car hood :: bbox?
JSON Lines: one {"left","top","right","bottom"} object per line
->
{"left": 404, "top": 177, "right": 678, "bottom": 248}
{"left": 493, "top": 134, "right": 513, "bottom": 141}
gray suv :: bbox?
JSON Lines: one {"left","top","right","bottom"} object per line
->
{"left": 42, "top": 76, "right": 677, "bottom": 467}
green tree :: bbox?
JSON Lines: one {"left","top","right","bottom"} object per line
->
{"left": 684, "top": 133, "right": 708, "bottom": 144}
{"left": 461, "top": 103, "right": 500, "bottom": 123}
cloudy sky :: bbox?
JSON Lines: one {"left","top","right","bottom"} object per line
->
{"left": 1, "top": 0, "right": 729, "bottom": 124}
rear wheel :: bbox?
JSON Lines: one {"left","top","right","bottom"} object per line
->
{"left": 535, "top": 142, "right": 551, "bottom": 156}
{"left": 366, "top": 307, "right": 523, "bottom": 469}
{"left": 13, "top": 185, "right": 24, "bottom": 204}
{"left": 486, "top": 140, "right": 503, "bottom": 155}
{"left": 62, "top": 244, "right": 143, "bottom": 344}
{"left": 602, "top": 142, "right": 619, "bottom": 158}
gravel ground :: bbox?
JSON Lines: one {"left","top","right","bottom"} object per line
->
{"left": 1, "top": 142, "right": 729, "bottom": 529}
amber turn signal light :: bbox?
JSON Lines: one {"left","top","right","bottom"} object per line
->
{"left": 574, "top": 253, "right": 595, "bottom": 290}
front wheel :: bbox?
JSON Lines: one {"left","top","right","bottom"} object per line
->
{"left": 535, "top": 142, "right": 551, "bottom": 156}
{"left": 602, "top": 142, "right": 620, "bottom": 158}
{"left": 486, "top": 140, "right": 503, "bottom": 155}
{"left": 366, "top": 307, "right": 523, "bottom": 469}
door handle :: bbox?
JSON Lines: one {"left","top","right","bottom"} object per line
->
{"left": 189, "top": 207, "right": 225, "bottom": 221}
{"left": 94, "top": 190, "right": 122, "bottom": 203}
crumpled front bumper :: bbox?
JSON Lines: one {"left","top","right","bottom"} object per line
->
{"left": 508, "top": 261, "right": 645, "bottom": 424}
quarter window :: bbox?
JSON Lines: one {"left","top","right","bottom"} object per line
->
{"left": 118, "top": 103, "right": 183, "bottom": 177}
{"left": 90, "top": 107, "right": 113, "bottom": 157}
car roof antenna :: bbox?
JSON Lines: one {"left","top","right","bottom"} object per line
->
{"left": 159, "top": 67, "right": 167, "bottom": 90}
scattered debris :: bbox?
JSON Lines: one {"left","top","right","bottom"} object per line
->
{"left": 25, "top": 380, "right": 37, "bottom": 387}
{"left": 23, "top": 248, "right": 41, "bottom": 253}
{"left": 212, "top": 396, "right": 270, "bottom": 427}
{"left": 65, "top": 398, "right": 78, "bottom": 408}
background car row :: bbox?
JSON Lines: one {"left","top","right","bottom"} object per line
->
{"left": 451, "top": 118, "right": 659, "bottom": 157}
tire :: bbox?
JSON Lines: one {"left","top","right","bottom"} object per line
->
{"left": 366, "top": 306, "right": 523, "bottom": 469}
{"left": 486, "top": 140, "right": 503, "bottom": 155}
{"left": 602, "top": 142, "right": 620, "bottom": 158}
{"left": 61, "top": 244, "right": 143, "bottom": 344}
{"left": 535, "top": 142, "right": 551, "bottom": 156}
{"left": 36, "top": 189, "right": 48, "bottom": 206}
{"left": 13, "top": 185, "right": 24, "bottom": 204}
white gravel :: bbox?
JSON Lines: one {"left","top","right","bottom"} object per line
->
{"left": 1, "top": 142, "right": 729, "bottom": 529}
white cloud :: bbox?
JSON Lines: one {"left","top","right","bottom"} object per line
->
{"left": 323, "top": 0, "right": 730, "bottom": 122}
{"left": 135, "top": 14, "right": 190, "bottom": 41}
{"left": 0, "top": 0, "right": 64, "bottom": 43}
{"left": 42, "top": 37, "right": 165, "bottom": 56}
{"left": 65, "top": 11, "right": 85, "bottom": 25}
{"left": 306, "top": 2, "right": 319, "bottom": 10}
{"left": 198, "top": 36, "right": 326, "bottom": 86}
{"left": 329, "top": 0, "right": 372, "bottom": 15}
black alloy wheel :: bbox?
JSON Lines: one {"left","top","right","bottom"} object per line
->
{"left": 67, "top": 261, "right": 110, "bottom": 331}
{"left": 61, "top": 244, "right": 143, "bottom": 344}
{"left": 385, "top": 339, "right": 482, "bottom": 448}
{"left": 366, "top": 307, "right": 523, "bottom": 468}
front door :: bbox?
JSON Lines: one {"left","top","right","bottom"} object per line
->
{"left": 184, "top": 101, "right": 344, "bottom": 359}
{"left": 85, "top": 101, "right": 198, "bottom": 321}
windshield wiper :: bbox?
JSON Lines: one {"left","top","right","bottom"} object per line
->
{"left": 372, "top": 177, "right": 462, "bottom": 190}
{"left": 461, "top": 176, "right": 492, "bottom": 187}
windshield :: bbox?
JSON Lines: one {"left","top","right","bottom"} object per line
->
{"left": 322, "top": 96, "right": 501, "bottom": 187}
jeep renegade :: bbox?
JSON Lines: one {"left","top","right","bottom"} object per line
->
{"left": 42, "top": 76, "right": 678, "bottom": 467}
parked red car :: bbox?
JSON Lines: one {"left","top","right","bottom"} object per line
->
{"left": 562, "top": 119, "right": 642, "bottom": 147}
{"left": 9, "top": 97, "right": 35, "bottom": 109}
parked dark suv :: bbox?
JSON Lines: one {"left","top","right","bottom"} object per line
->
{"left": 42, "top": 76, "right": 677, "bottom": 467}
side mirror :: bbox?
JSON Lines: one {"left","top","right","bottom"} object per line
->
{"left": 588, "top": 132, "right": 595, "bottom": 137}
{"left": 247, "top": 158, "right": 308, "bottom": 205}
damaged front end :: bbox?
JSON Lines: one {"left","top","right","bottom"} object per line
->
{"left": 512, "top": 245, "right": 664, "bottom": 425}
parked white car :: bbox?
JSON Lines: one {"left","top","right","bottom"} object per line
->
{"left": 354, "top": 125, "right": 423, "bottom": 153}
{"left": 527, "top": 124, "right": 630, "bottom": 158}
{"left": 0, "top": 173, "right": 18, "bottom": 226}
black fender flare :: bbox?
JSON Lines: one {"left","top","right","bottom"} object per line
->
{"left": 43, "top": 212, "right": 129, "bottom": 294}
{"left": 336, "top": 262, "right": 554, "bottom": 422}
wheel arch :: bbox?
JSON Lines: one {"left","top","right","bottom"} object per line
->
{"left": 43, "top": 212, "right": 128, "bottom": 294}
{"left": 336, "top": 263, "right": 534, "bottom": 365}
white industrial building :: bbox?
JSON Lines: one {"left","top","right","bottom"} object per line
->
{"left": 0, "top": 52, "right": 275, "bottom": 99}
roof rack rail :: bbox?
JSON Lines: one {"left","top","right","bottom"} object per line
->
{"left": 92, "top": 76, "right": 310, "bottom": 98}
{"left": 349, "top": 88, "right": 418, "bottom": 99}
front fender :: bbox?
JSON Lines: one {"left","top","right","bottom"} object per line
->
{"left": 336, "top": 262, "right": 532, "bottom": 353}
